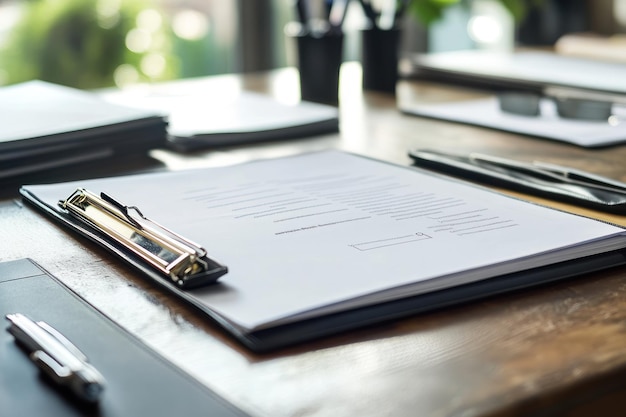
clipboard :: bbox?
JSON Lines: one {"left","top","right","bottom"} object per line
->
{"left": 0, "top": 258, "right": 249, "bottom": 417}
{"left": 19, "top": 151, "right": 626, "bottom": 352}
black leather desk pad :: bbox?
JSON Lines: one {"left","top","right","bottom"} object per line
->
{"left": 0, "top": 258, "right": 249, "bottom": 417}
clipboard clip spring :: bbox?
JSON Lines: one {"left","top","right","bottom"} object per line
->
{"left": 58, "top": 188, "right": 227, "bottom": 289}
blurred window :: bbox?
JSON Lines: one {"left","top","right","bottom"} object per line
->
{"left": 0, "top": 0, "right": 292, "bottom": 88}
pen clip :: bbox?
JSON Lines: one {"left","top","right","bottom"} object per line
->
{"left": 31, "top": 350, "right": 72, "bottom": 382}
{"left": 6, "top": 314, "right": 82, "bottom": 368}
{"left": 470, "top": 153, "right": 564, "bottom": 182}
{"left": 471, "top": 153, "right": 626, "bottom": 195}
{"left": 31, "top": 347, "right": 104, "bottom": 403}
{"left": 532, "top": 161, "right": 626, "bottom": 194}
{"left": 36, "top": 320, "right": 88, "bottom": 362}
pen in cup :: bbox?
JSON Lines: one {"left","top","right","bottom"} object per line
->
{"left": 294, "top": 0, "right": 348, "bottom": 35}
{"left": 5, "top": 313, "right": 106, "bottom": 403}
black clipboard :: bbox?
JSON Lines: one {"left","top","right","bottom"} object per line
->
{"left": 20, "top": 175, "right": 626, "bottom": 353}
{"left": 0, "top": 258, "right": 249, "bottom": 417}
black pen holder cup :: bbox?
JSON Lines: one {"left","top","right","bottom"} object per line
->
{"left": 361, "top": 27, "right": 401, "bottom": 94}
{"left": 294, "top": 31, "right": 344, "bottom": 105}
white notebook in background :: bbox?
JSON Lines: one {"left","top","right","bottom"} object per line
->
{"left": 101, "top": 89, "right": 339, "bottom": 151}
{"left": 405, "top": 50, "right": 626, "bottom": 147}
{"left": 401, "top": 96, "right": 626, "bottom": 147}
{"left": 411, "top": 50, "right": 626, "bottom": 94}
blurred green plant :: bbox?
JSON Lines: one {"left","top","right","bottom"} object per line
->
{"left": 0, "top": 0, "right": 179, "bottom": 89}
{"left": 409, "top": 0, "right": 545, "bottom": 25}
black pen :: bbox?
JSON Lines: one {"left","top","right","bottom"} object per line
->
{"left": 408, "top": 149, "right": 626, "bottom": 214}
{"left": 470, "top": 153, "right": 626, "bottom": 195}
{"left": 533, "top": 160, "right": 626, "bottom": 193}
{"left": 358, "top": 0, "right": 378, "bottom": 26}
{"left": 295, "top": 0, "right": 308, "bottom": 24}
{"left": 6, "top": 313, "right": 106, "bottom": 403}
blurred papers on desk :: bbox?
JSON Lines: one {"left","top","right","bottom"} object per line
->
{"left": 555, "top": 33, "right": 626, "bottom": 64}
{"left": 0, "top": 80, "right": 167, "bottom": 180}
{"left": 408, "top": 50, "right": 626, "bottom": 95}
{"left": 401, "top": 97, "right": 626, "bottom": 147}
{"left": 403, "top": 50, "right": 626, "bottom": 147}
{"left": 100, "top": 89, "right": 340, "bottom": 152}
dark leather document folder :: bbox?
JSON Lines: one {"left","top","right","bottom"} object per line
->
{"left": 0, "top": 258, "right": 248, "bottom": 417}
{"left": 0, "top": 80, "right": 167, "bottom": 180}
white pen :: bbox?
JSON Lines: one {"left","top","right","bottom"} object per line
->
{"left": 6, "top": 313, "right": 105, "bottom": 403}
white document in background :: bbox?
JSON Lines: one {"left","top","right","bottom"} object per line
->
{"left": 402, "top": 97, "right": 626, "bottom": 147}
{"left": 101, "top": 89, "right": 339, "bottom": 149}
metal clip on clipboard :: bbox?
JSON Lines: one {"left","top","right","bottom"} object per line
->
{"left": 58, "top": 188, "right": 227, "bottom": 289}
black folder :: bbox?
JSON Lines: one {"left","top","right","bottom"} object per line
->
{"left": 0, "top": 258, "right": 249, "bottom": 417}
{"left": 0, "top": 80, "right": 167, "bottom": 180}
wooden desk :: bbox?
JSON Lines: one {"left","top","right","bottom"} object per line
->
{"left": 3, "top": 63, "right": 626, "bottom": 416}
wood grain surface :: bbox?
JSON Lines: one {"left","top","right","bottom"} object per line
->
{"left": 2, "top": 63, "right": 626, "bottom": 417}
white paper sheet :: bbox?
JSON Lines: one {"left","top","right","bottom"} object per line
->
{"left": 402, "top": 97, "right": 626, "bottom": 147}
{"left": 414, "top": 50, "right": 626, "bottom": 95}
{"left": 100, "top": 88, "right": 339, "bottom": 148}
{"left": 0, "top": 80, "right": 160, "bottom": 144}
{"left": 22, "top": 151, "right": 626, "bottom": 331}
